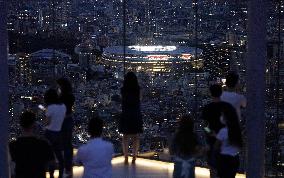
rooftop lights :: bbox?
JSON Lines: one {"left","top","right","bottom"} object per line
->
{"left": 128, "top": 45, "right": 177, "bottom": 52}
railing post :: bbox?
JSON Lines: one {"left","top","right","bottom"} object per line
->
{"left": 246, "top": 0, "right": 267, "bottom": 177}
{"left": 0, "top": 0, "right": 10, "bottom": 177}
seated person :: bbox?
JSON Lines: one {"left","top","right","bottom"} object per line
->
{"left": 9, "top": 111, "right": 54, "bottom": 178}
{"left": 76, "top": 117, "right": 114, "bottom": 178}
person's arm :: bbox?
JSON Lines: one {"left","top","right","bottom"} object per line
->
{"left": 9, "top": 142, "right": 17, "bottom": 178}
{"left": 9, "top": 149, "right": 15, "bottom": 178}
{"left": 75, "top": 147, "right": 84, "bottom": 165}
{"left": 111, "top": 144, "right": 114, "bottom": 157}
{"left": 201, "top": 106, "right": 210, "bottom": 127}
{"left": 44, "top": 107, "right": 51, "bottom": 125}
{"left": 66, "top": 95, "right": 75, "bottom": 114}
{"left": 43, "top": 117, "right": 51, "bottom": 125}
{"left": 240, "top": 95, "right": 247, "bottom": 108}
{"left": 139, "top": 89, "right": 143, "bottom": 101}
{"left": 193, "top": 134, "right": 210, "bottom": 157}
{"left": 200, "top": 106, "right": 207, "bottom": 121}
{"left": 214, "top": 129, "right": 225, "bottom": 151}
{"left": 169, "top": 136, "right": 176, "bottom": 156}
{"left": 214, "top": 140, "right": 222, "bottom": 152}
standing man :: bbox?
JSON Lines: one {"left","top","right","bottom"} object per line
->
{"left": 202, "top": 84, "right": 226, "bottom": 134}
{"left": 9, "top": 111, "right": 54, "bottom": 178}
{"left": 221, "top": 72, "right": 247, "bottom": 120}
{"left": 202, "top": 84, "right": 230, "bottom": 178}
{"left": 76, "top": 117, "right": 114, "bottom": 178}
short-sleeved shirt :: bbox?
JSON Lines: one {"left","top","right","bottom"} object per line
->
{"left": 216, "top": 127, "right": 240, "bottom": 156}
{"left": 221, "top": 91, "right": 246, "bottom": 119}
{"left": 9, "top": 136, "right": 54, "bottom": 178}
{"left": 76, "top": 138, "right": 114, "bottom": 178}
{"left": 45, "top": 104, "right": 66, "bottom": 131}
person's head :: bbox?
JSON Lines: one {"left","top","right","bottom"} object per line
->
{"left": 220, "top": 103, "right": 243, "bottom": 148}
{"left": 123, "top": 72, "right": 139, "bottom": 91}
{"left": 177, "top": 115, "right": 194, "bottom": 134}
{"left": 44, "top": 89, "right": 59, "bottom": 105}
{"left": 209, "top": 84, "right": 222, "bottom": 98}
{"left": 174, "top": 115, "right": 197, "bottom": 156}
{"left": 57, "top": 77, "right": 73, "bottom": 95}
{"left": 225, "top": 71, "right": 239, "bottom": 89}
{"left": 88, "top": 117, "right": 104, "bottom": 138}
{"left": 20, "top": 111, "right": 36, "bottom": 132}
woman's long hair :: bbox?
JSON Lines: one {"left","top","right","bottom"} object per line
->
{"left": 172, "top": 115, "right": 197, "bottom": 157}
{"left": 44, "top": 89, "right": 59, "bottom": 106}
{"left": 57, "top": 77, "right": 73, "bottom": 94}
{"left": 221, "top": 103, "right": 243, "bottom": 148}
{"left": 121, "top": 72, "right": 140, "bottom": 104}
{"left": 122, "top": 72, "right": 140, "bottom": 92}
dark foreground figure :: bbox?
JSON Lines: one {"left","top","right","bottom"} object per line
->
{"left": 119, "top": 72, "right": 143, "bottom": 164}
{"left": 9, "top": 111, "right": 54, "bottom": 178}
{"left": 57, "top": 77, "right": 75, "bottom": 177}
{"left": 170, "top": 115, "right": 204, "bottom": 178}
{"left": 215, "top": 103, "right": 243, "bottom": 178}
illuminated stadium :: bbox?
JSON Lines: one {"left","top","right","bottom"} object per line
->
{"left": 103, "top": 46, "right": 203, "bottom": 72}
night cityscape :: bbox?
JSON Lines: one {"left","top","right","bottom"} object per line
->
{"left": 0, "top": 0, "right": 284, "bottom": 177}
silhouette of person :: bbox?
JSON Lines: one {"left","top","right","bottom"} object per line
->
{"left": 44, "top": 89, "right": 66, "bottom": 178}
{"left": 76, "top": 117, "right": 114, "bottom": 178}
{"left": 57, "top": 78, "right": 75, "bottom": 177}
{"left": 119, "top": 72, "right": 143, "bottom": 164}
{"left": 9, "top": 111, "right": 54, "bottom": 178}
{"left": 221, "top": 72, "right": 246, "bottom": 120}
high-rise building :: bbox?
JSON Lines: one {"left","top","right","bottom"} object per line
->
{"left": 30, "top": 49, "right": 71, "bottom": 84}
{"left": 17, "top": 53, "right": 32, "bottom": 85}
{"left": 75, "top": 41, "right": 96, "bottom": 70}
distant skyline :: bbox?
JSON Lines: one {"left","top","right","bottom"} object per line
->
{"left": 2, "top": 0, "right": 284, "bottom": 177}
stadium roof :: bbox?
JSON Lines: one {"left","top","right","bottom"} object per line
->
{"left": 103, "top": 46, "right": 202, "bottom": 56}
{"left": 30, "top": 49, "right": 71, "bottom": 61}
